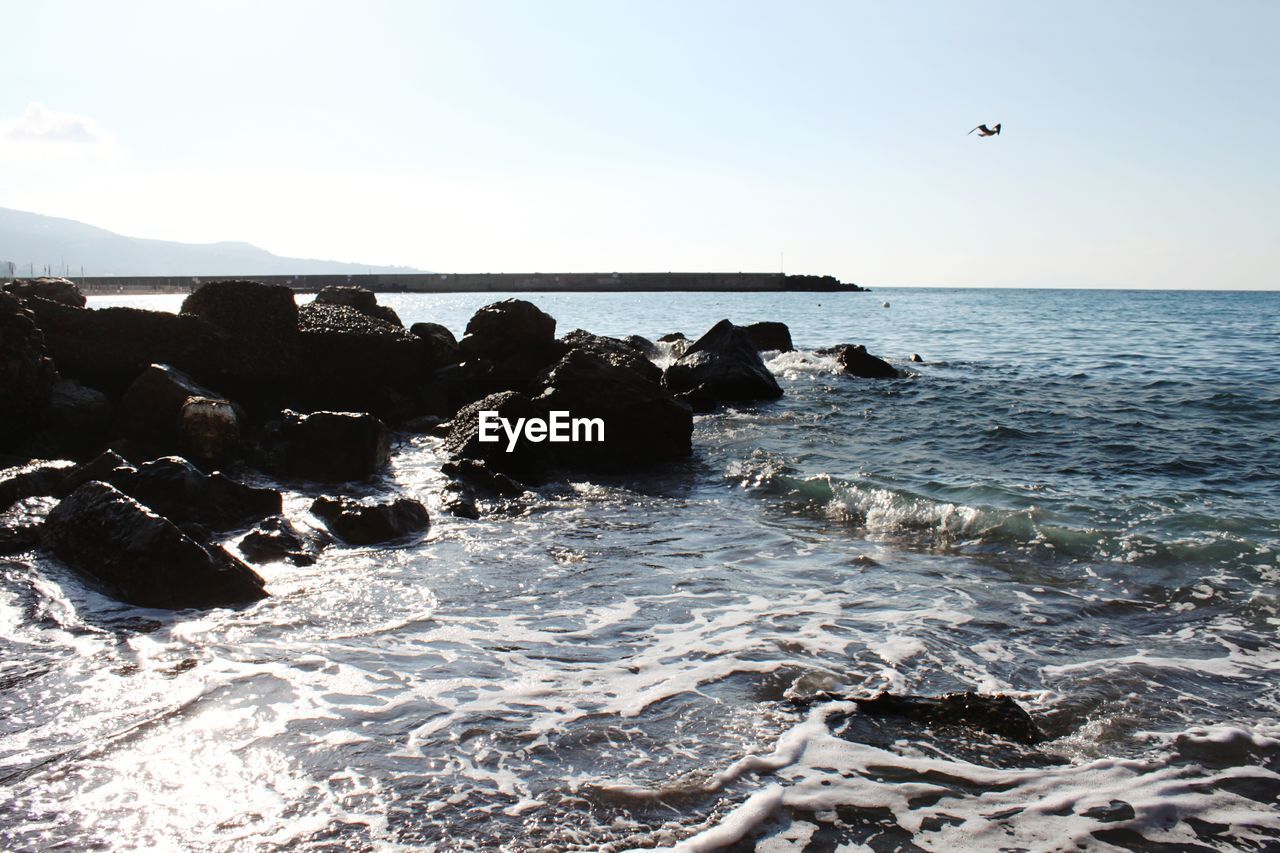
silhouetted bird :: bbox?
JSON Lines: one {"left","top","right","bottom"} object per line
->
{"left": 968, "top": 123, "right": 1002, "bottom": 137}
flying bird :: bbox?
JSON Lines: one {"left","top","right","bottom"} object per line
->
{"left": 969, "top": 123, "right": 1002, "bottom": 137}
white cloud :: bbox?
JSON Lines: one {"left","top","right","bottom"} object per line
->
{"left": 1, "top": 102, "right": 112, "bottom": 145}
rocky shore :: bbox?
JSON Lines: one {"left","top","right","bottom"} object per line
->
{"left": 1, "top": 276, "right": 902, "bottom": 610}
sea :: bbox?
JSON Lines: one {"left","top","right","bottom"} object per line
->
{"left": 2, "top": 287, "right": 1278, "bottom": 850}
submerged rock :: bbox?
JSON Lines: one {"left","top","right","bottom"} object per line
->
{"left": 310, "top": 495, "right": 430, "bottom": 545}
{"left": 663, "top": 319, "right": 783, "bottom": 410}
{"left": 108, "top": 456, "right": 281, "bottom": 531}
{"left": 743, "top": 321, "right": 794, "bottom": 353}
{"left": 42, "top": 481, "right": 267, "bottom": 609}
{"left": 239, "top": 515, "right": 330, "bottom": 566}
{"left": 846, "top": 691, "right": 1044, "bottom": 745}
{"left": 823, "top": 344, "right": 899, "bottom": 379}
{"left": 440, "top": 458, "right": 525, "bottom": 498}
{"left": 260, "top": 409, "right": 390, "bottom": 483}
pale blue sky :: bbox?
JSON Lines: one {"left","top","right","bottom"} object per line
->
{"left": 1, "top": 0, "right": 1276, "bottom": 288}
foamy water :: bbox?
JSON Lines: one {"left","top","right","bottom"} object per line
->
{"left": 2, "top": 288, "right": 1277, "bottom": 849}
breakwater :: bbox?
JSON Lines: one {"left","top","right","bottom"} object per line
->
{"left": 71, "top": 271, "right": 866, "bottom": 294}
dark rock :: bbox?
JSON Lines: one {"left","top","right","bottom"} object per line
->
{"left": 260, "top": 410, "right": 390, "bottom": 483}
{"left": 443, "top": 494, "right": 480, "bottom": 520}
{"left": 623, "top": 334, "right": 656, "bottom": 356}
{"left": 298, "top": 302, "right": 408, "bottom": 338}
{"left": 296, "top": 303, "right": 426, "bottom": 415}
{"left": 0, "top": 459, "right": 77, "bottom": 513}
{"left": 911, "top": 353, "right": 924, "bottom": 363}
{"left": 657, "top": 332, "right": 686, "bottom": 343}
{"left": 0, "top": 495, "right": 55, "bottom": 555}
{"left": 743, "top": 321, "right": 794, "bottom": 353}
{"left": 559, "top": 330, "right": 662, "bottom": 384}
{"left": 58, "top": 450, "right": 133, "bottom": 497}
{"left": 663, "top": 319, "right": 783, "bottom": 409}
{"left": 410, "top": 322, "right": 461, "bottom": 365}
{"left": 852, "top": 691, "right": 1044, "bottom": 745}
{"left": 239, "top": 515, "right": 330, "bottom": 566}
{"left": 179, "top": 280, "right": 301, "bottom": 393}
{"left": 115, "top": 364, "right": 226, "bottom": 449}
{"left": 825, "top": 344, "right": 899, "bottom": 379}
{"left": 23, "top": 297, "right": 227, "bottom": 396}
{"left": 3, "top": 277, "right": 86, "bottom": 307}
{"left": 314, "top": 285, "right": 403, "bottom": 327}
{"left": 310, "top": 495, "right": 430, "bottom": 545}
{"left": 42, "top": 481, "right": 267, "bottom": 609}
{"left": 0, "top": 292, "right": 57, "bottom": 451}
{"left": 458, "top": 299, "right": 557, "bottom": 363}
{"left": 109, "top": 456, "right": 281, "bottom": 531}
{"left": 48, "top": 378, "right": 113, "bottom": 437}
{"left": 536, "top": 348, "right": 692, "bottom": 470}
{"left": 440, "top": 391, "right": 553, "bottom": 481}
{"left": 440, "top": 458, "right": 525, "bottom": 498}
{"left": 180, "top": 397, "right": 241, "bottom": 463}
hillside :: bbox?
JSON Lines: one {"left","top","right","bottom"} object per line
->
{"left": 0, "top": 206, "right": 422, "bottom": 277}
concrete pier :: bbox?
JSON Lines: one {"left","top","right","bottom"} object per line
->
{"left": 72, "top": 271, "right": 865, "bottom": 294}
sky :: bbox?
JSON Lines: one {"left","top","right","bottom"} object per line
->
{"left": 1, "top": 0, "right": 1276, "bottom": 288}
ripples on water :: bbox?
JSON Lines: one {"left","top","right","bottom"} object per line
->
{"left": 2, "top": 288, "right": 1278, "bottom": 849}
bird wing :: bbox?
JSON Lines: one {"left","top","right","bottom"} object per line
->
{"left": 968, "top": 126, "right": 981, "bottom": 135}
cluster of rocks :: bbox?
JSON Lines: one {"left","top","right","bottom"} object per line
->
{"left": 0, "top": 276, "right": 908, "bottom": 611}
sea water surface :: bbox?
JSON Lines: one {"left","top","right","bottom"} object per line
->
{"left": 2, "top": 288, "right": 1278, "bottom": 850}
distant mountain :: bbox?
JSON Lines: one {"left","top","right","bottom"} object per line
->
{"left": 0, "top": 206, "right": 423, "bottom": 277}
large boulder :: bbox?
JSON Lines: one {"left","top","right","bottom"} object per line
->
{"left": 458, "top": 299, "right": 557, "bottom": 363}
{"left": 663, "top": 320, "right": 783, "bottom": 409}
{"left": 260, "top": 409, "right": 390, "bottom": 483}
{"left": 57, "top": 450, "right": 132, "bottom": 497}
{"left": 535, "top": 348, "right": 692, "bottom": 470}
{"left": 0, "top": 292, "right": 57, "bottom": 451}
{"left": 441, "top": 391, "right": 554, "bottom": 481}
{"left": 179, "top": 280, "right": 301, "bottom": 394}
{"left": 743, "top": 321, "right": 794, "bottom": 353}
{"left": 2, "top": 277, "right": 86, "bottom": 307}
{"left": 42, "top": 481, "right": 267, "bottom": 609}
{"left": 22, "top": 297, "right": 226, "bottom": 396}
{"left": 108, "top": 456, "right": 281, "bottom": 531}
{"left": 295, "top": 302, "right": 426, "bottom": 415}
{"left": 238, "top": 515, "right": 330, "bottom": 566}
{"left": 823, "top": 344, "right": 899, "bottom": 379}
{"left": 310, "top": 495, "right": 430, "bottom": 545}
{"left": 313, "top": 286, "right": 403, "bottom": 327}
{"left": 114, "top": 364, "right": 227, "bottom": 450}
